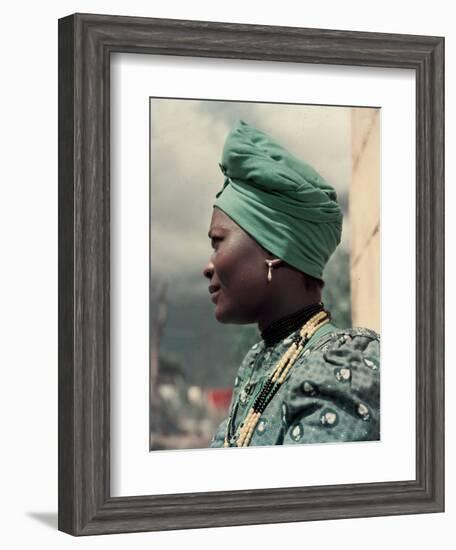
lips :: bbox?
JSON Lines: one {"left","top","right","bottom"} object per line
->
{"left": 209, "top": 284, "right": 221, "bottom": 303}
{"left": 211, "top": 290, "right": 221, "bottom": 304}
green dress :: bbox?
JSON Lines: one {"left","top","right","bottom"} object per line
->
{"left": 210, "top": 323, "right": 380, "bottom": 448}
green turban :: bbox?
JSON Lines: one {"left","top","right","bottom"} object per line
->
{"left": 213, "top": 120, "right": 343, "bottom": 280}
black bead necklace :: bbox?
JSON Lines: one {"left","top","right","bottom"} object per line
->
{"left": 261, "top": 302, "right": 325, "bottom": 347}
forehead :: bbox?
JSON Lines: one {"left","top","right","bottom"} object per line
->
{"left": 208, "top": 207, "right": 238, "bottom": 234}
{"left": 208, "top": 207, "right": 262, "bottom": 251}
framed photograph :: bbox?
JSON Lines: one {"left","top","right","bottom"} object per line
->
{"left": 58, "top": 13, "right": 444, "bottom": 535}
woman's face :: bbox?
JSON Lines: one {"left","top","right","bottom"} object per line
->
{"left": 203, "top": 207, "right": 271, "bottom": 324}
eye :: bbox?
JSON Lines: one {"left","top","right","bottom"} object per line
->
{"left": 210, "top": 236, "right": 223, "bottom": 250}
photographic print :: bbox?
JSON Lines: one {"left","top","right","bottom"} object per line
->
{"left": 149, "top": 99, "right": 380, "bottom": 451}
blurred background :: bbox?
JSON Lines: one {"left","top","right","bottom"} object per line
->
{"left": 149, "top": 99, "right": 380, "bottom": 451}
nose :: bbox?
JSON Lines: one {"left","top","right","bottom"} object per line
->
{"left": 203, "top": 259, "right": 214, "bottom": 280}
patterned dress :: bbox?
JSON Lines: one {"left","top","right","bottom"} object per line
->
{"left": 210, "top": 323, "right": 380, "bottom": 448}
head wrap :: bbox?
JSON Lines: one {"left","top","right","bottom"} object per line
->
{"left": 213, "top": 120, "right": 343, "bottom": 279}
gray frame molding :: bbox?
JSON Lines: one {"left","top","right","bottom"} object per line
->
{"left": 58, "top": 13, "right": 444, "bottom": 536}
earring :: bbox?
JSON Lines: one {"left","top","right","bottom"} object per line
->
{"left": 265, "top": 260, "right": 274, "bottom": 283}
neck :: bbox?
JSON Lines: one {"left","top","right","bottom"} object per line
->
{"left": 257, "top": 292, "right": 321, "bottom": 333}
{"left": 260, "top": 302, "right": 325, "bottom": 347}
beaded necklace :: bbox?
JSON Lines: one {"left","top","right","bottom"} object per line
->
{"left": 224, "top": 309, "right": 330, "bottom": 447}
{"left": 261, "top": 302, "right": 324, "bottom": 347}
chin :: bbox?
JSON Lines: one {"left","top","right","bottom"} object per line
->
{"left": 214, "top": 306, "right": 232, "bottom": 324}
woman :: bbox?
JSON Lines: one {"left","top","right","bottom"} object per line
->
{"left": 204, "top": 120, "right": 380, "bottom": 448}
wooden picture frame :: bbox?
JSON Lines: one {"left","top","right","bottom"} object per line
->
{"left": 58, "top": 13, "right": 444, "bottom": 535}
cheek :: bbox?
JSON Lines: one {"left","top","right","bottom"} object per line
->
{"left": 213, "top": 250, "right": 236, "bottom": 286}
{"left": 216, "top": 246, "right": 264, "bottom": 290}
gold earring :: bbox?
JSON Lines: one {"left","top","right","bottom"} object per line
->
{"left": 265, "top": 260, "right": 274, "bottom": 283}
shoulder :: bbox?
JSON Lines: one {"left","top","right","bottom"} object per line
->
{"left": 280, "top": 326, "right": 380, "bottom": 444}
{"left": 289, "top": 325, "right": 380, "bottom": 391}
{"left": 310, "top": 326, "right": 380, "bottom": 353}
{"left": 301, "top": 326, "right": 380, "bottom": 373}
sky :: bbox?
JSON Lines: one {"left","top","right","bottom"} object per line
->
{"left": 148, "top": 98, "right": 381, "bottom": 387}
{"left": 150, "top": 98, "right": 352, "bottom": 296}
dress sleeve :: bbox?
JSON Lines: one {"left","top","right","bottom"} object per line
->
{"left": 280, "top": 332, "right": 380, "bottom": 445}
{"left": 209, "top": 416, "right": 229, "bottom": 448}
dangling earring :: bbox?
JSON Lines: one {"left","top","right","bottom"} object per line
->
{"left": 265, "top": 260, "right": 274, "bottom": 283}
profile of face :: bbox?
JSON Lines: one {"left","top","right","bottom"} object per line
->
{"left": 203, "top": 207, "right": 276, "bottom": 324}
